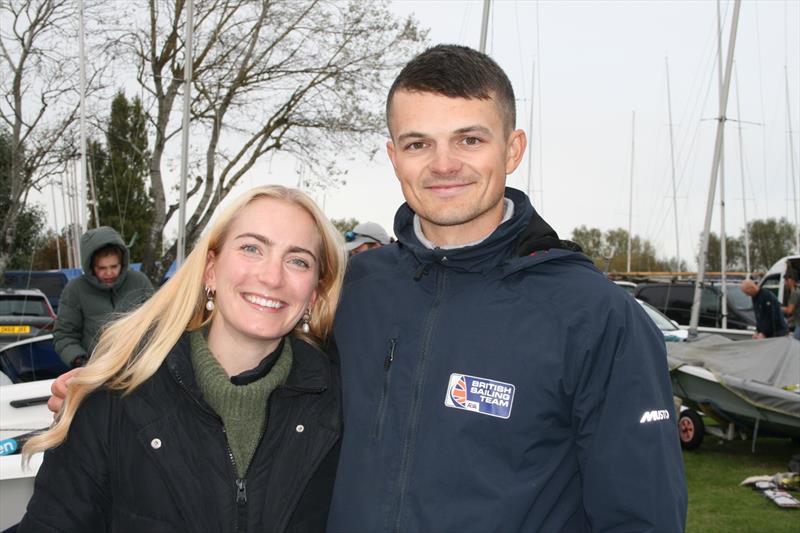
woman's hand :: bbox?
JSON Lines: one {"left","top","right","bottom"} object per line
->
{"left": 48, "top": 368, "right": 82, "bottom": 413}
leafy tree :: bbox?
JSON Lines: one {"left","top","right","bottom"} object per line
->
{"left": 570, "top": 226, "right": 672, "bottom": 272}
{"left": 746, "top": 218, "right": 795, "bottom": 271}
{"left": 704, "top": 231, "right": 743, "bottom": 272}
{"left": 102, "top": 0, "right": 426, "bottom": 281}
{"left": 331, "top": 218, "right": 359, "bottom": 235}
{"left": 89, "top": 92, "right": 154, "bottom": 261}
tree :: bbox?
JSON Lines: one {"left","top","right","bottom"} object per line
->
{"left": 105, "top": 0, "right": 426, "bottom": 280}
{"left": 89, "top": 91, "right": 154, "bottom": 261}
{"left": 331, "top": 218, "right": 359, "bottom": 235}
{"left": 0, "top": 0, "right": 104, "bottom": 274}
{"left": 746, "top": 218, "right": 795, "bottom": 272}
{"left": 0, "top": 128, "right": 50, "bottom": 269}
{"left": 570, "top": 226, "right": 672, "bottom": 272}
{"left": 704, "top": 231, "right": 743, "bottom": 272}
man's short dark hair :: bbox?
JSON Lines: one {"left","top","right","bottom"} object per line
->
{"left": 386, "top": 44, "right": 517, "bottom": 135}
{"left": 92, "top": 244, "right": 123, "bottom": 264}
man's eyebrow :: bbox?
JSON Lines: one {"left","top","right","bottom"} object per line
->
{"left": 396, "top": 131, "right": 427, "bottom": 143}
{"left": 234, "top": 233, "right": 317, "bottom": 261}
{"left": 453, "top": 125, "right": 492, "bottom": 136}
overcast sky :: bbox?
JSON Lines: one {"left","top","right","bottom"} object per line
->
{"left": 314, "top": 0, "right": 799, "bottom": 268}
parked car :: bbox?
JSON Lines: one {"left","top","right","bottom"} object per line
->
{"left": 0, "top": 288, "right": 57, "bottom": 348}
{"left": 634, "top": 282, "right": 756, "bottom": 330}
{"left": 0, "top": 334, "right": 68, "bottom": 383}
{"left": 613, "top": 280, "right": 637, "bottom": 295}
{"left": 759, "top": 255, "right": 800, "bottom": 306}
{"left": 2, "top": 269, "right": 80, "bottom": 313}
{"left": 636, "top": 299, "right": 688, "bottom": 342}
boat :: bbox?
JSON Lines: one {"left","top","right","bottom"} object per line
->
{"left": 667, "top": 334, "right": 800, "bottom": 452}
{"left": 0, "top": 378, "right": 53, "bottom": 530}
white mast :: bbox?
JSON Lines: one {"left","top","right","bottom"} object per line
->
{"left": 77, "top": 0, "right": 88, "bottom": 236}
{"left": 786, "top": 66, "right": 800, "bottom": 253}
{"left": 176, "top": 0, "right": 195, "bottom": 268}
{"left": 716, "top": 0, "right": 728, "bottom": 329}
{"left": 627, "top": 111, "right": 635, "bottom": 273}
{"left": 526, "top": 59, "right": 535, "bottom": 202}
{"left": 733, "top": 64, "right": 751, "bottom": 276}
{"left": 689, "top": 0, "right": 741, "bottom": 337}
{"left": 665, "top": 57, "right": 681, "bottom": 271}
{"left": 479, "top": 0, "right": 491, "bottom": 53}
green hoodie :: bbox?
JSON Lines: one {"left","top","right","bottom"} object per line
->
{"left": 53, "top": 226, "right": 154, "bottom": 366}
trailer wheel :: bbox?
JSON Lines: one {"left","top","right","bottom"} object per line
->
{"left": 678, "top": 409, "right": 704, "bottom": 450}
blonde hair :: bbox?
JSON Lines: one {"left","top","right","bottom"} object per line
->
{"left": 25, "top": 185, "right": 346, "bottom": 457}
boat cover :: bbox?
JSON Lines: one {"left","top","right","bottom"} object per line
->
{"left": 666, "top": 335, "right": 800, "bottom": 417}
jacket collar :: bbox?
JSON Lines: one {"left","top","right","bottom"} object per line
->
{"left": 393, "top": 187, "right": 580, "bottom": 275}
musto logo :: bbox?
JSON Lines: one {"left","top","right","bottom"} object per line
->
{"left": 444, "top": 373, "right": 515, "bottom": 419}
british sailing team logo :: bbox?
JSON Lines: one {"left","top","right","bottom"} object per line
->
{"left": 444, "top": 373, "right": 515, "bottom": 419}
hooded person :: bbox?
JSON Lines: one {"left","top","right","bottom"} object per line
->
{"left": 344, "top": 222, "right": 393, "bottom": 257}
{"left": 54, "top": 226, "right": 154, "bottom": 367}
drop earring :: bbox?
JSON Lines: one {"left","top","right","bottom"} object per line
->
{"left": 205, "top": 286, "right": 215, "bottom": 311}
{"left": 301, "top": 309, "right": 311, "bottom": 333}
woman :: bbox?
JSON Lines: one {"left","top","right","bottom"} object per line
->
{"left": 20, "top": 185, "right": 347, "bottom": 532}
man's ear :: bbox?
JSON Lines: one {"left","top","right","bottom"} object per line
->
{"left": 386, "top": 139, "right": 398, "bottom": 174}
{"left": 505, "top": 129, "right": 527, "bottom": 174}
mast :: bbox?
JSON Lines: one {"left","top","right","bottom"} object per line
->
{"left": 786, "top": 66, "right": 800, "bottom": 253}
{"left": 479, "top": 0, "right": 491, "bottom": 53}
{"left": 176, "top": 0, "right": 195, "bottom": 268}
{"left": 689, "top": 0, "right": 741, "bottom": 337}
{"left": 627, "top": 111, "right": 635, "bottom": 273}
{"left": 734, "top": 64, "right": 751, "bottom": 275}
{"left": 77, "top": 0, "right": 88, "bottom": 235}
{"left": 526, "top": 59, "right": 535, "bottom": 202}
{"left": 716, "top": 0, "right": 728, "bottom": 329}
{"left": 665, "top": 57, "right": 681, "bottom": 271}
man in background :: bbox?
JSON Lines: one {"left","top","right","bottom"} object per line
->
{"left": 781, "top": 271, "right": 800, "bottom": 340}
{"left": 54, "top": 226, "right": 154, "bottom": 367}
{"left": 741, "top": 279, "right": 788, "bottom": 339}
{"left": 344, "top": 221, "right": 393, "bottom": 257}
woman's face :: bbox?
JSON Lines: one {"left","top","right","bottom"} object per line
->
{"left": 204, "top": 197, "right": 322, "bottom": 352}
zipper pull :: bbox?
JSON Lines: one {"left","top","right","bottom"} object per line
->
{"left": 384, "top": 338, "right": 396, "bottom": 370}
{"left": 236, "top": 478, "right": 247, "bottom": 505}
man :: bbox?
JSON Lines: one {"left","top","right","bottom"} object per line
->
{"left": 344, "top": 221, "right": 393, "bottom": 256}
{"left": 781, "top": 271, "right": 800, "bottom": 340}
{"left": 54, "top": 226, "right": 154, "bottom": 367}
{"left": 328, "top": 45, "right": 686, "bottom": 531}
{"left": 741, "top": 279, "right": 788, "bottom": 339}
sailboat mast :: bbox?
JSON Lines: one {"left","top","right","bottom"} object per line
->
{"left": 627, "top": 111, "right": 635, "bottom": 273}
{"left": 665, "top": 57, "right": 681, "bottom": 271}
{"left": 77, "top": 0, "right": 88, "bottom": 242}
{"left": 176, "top": 0, "right": 195, "bottom": 268}
{"left": 717, "top": 0, "right": 728, "bottom": 330}
{"left": 734, "top": 65, "right": 752, "bottom": 275}
{"left": 785, "top": 66, "right": 800, "bottom": 253}
{"left": 526, "top": 60, "right": 535, "bottom": 202}
{"left": 689, "top": 0, "right": 742, "bottom": 337}
{"left": 479, "top": 0, "right": 491, "bottom": 53}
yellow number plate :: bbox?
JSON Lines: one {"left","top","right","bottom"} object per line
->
{"left": 0, "top": 325, "right": 30, "bottom": 334}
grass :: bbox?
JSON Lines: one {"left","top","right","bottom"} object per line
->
{"left": 684, "top": 436, "right": 800, "bottom": 532}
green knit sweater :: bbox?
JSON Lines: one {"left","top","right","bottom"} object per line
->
{"left": 189, "top": 330, "right": 293, "bottom": 477}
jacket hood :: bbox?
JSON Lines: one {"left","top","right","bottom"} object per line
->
{"left": 393, "top": 187, "right": 583, "bottom": 275}
{"left": 80, "top": 226, "right": 130, "bottom": 288}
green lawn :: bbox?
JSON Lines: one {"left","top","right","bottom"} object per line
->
{"left": 684, "top": 436, "right": 800, "bottom": 532}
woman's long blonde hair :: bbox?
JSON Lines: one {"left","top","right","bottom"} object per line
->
{"left": 25, "top": 185, "right": 347, "bottom": 457}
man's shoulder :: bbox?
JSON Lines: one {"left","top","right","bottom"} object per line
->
{"left": 123, "top": 269, "right": 154, "bottom": 289}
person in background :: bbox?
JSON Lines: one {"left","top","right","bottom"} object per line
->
{"left": 327, "top": 44, "right": 687, "bottom": 532}
{"left": 741, "top": 279, "right": 788, "bottom": 339}
{"left": 21, "top": 186, "right": 346, "bottom": 532}
{"left": 781, "top": 270, "right": 800, "bottom": 340}
{"left": 344, "top": 221, "right": 393, "bottom": 257}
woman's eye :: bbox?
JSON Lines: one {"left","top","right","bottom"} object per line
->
{"left": 240, "top": 243, "right": 259, "bottom": 254}
{"left": 289, "top": 257, "right": 310, "bottom": 269}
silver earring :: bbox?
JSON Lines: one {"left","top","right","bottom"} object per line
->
{"left": 301, "top": 309, "right": 311, "bottom": 333}
{"left": 205, "top": 286, "right": 215, "bottom": 311}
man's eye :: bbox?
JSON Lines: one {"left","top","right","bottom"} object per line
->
{"left": 405, "top": 141, "right": 426, "bottom": 151}
{"left": 463, "top": 136, "right": 482, "bottom": 146}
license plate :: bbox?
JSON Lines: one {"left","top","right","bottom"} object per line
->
{"left": 0, "top": 325, "right": 30, "bottom": 334}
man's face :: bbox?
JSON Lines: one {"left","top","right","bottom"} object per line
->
{"left": 93, "top": 253, "right": 122, "bottom": 286}
{"left": 349, "top": 242, "right": 381, "bottom": 257}
{"left": 386, "top": 90, "right": 526, "bottom": 246}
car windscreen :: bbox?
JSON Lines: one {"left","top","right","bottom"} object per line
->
{"left": 725, "top": 285, "right": 753, "bottom": 311}
{"left": 0, "top": 296, "right": 48, "bottom": 317}
{"left": 638, "top": 300, "right": 679, "bottom": 331}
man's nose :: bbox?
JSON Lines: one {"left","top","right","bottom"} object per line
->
{"left": 429, "top": 145, "right": 462, "bottom": 176}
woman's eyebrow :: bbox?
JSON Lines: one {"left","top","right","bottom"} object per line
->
{"left": 235, "top": 233, "right": 317, "bottom": 261}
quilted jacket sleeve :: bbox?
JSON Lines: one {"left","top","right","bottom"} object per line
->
{"left": 53, "top": 282, "right": 88, "bottom": 367}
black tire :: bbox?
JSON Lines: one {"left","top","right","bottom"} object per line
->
{"left": 678, "top": 409, "right": 704, "bottom": 450}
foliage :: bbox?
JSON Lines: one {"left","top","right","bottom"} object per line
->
{"left": 705, "top": 232, "right": 744, "bottom": 272}
{"left": 89, "top": 92, "right": 154, "bottom": 261}
{"left": 571, "top": 225, "right": 673, "bottom": 272}
{"left": 683, "top": 436, "right": 799, "bottom": 532}
{"left": 331, "top": 218, "right": 359, "bottom": 235}
{"left": 746, "top": 218, "right": 795, "bottom": 272}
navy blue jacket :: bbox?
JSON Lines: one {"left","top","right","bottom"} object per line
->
{"left": 328, "top": 188, "right": 686, "bottom": 532}
{"left": 753, "top": 288, "right": 788, "bottom": 337}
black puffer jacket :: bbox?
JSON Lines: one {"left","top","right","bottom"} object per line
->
{"left": 19, "top": 334, "right": 341, "bottom": 533}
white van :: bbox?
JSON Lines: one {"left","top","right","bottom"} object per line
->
{"left": 760, "top": 255, "right": 800, "bottom": 304}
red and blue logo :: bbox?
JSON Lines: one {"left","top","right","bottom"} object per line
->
{"left": 444, "top": 373, "right": 515, "bottom": 419}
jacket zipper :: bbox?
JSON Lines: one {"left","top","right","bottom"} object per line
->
{"left": 372, "top": 334, "right": 397, "bottom": 440}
